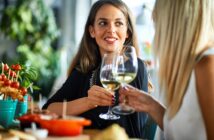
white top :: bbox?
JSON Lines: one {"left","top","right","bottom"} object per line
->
{"left": 163, "top": 48, "right": 214, "bottom": 140}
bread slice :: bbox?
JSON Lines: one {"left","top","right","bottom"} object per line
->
{"left": 93, "top": 124, "right": 129, "bottom": 140}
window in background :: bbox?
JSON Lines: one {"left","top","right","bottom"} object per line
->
{"left": 123, "top": 0, "right": 159, "bottom": 101}
{"left": 123, "top": 0, "right": 155, "bottom": 69}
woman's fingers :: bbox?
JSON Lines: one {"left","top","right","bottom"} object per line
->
{"left": 119, "top": 85, "right": 148, "bottom": 97}
{"left": 89, "top": 94, "right": 113, "bottom": 106}
{"left": 119, "top": 94, "right": 126, "bottom": 102}
{"left": 88, "top": 85, "right": 114, "bottom": 106}
{"left": 118, "top": 85, "right": 151, "bottom": 112}
{"left": 118, "top": 85, "right": 137, "bottom": 103}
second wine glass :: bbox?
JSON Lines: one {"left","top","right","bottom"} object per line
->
{"left": 112, "top": 46, "right": 138, "bottom": 115}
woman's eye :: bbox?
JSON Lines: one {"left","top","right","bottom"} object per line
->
{"left": 115, "top": 22, "right": 124, "bottom": 27}
{"left": 97, "top": 21, "right": 125, "bottom": 27}
{"left": 99, "top": 21, "right": 107, "bottom": 26}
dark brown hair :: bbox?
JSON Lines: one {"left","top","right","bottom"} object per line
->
{"left": 68, "top": 0, "right": 139, "bottom": 75}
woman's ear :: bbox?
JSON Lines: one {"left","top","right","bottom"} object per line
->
{"left": 89, "top": 25, "right": 95, "bottom": 38}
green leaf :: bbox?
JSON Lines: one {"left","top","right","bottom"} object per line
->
{"left": 0, "top": 0, "right": 60, "bottom": 98}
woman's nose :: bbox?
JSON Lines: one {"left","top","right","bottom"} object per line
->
{"left": 107, "top": 23, "right": 116, "bottom": 33}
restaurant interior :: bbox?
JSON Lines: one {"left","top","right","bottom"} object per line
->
{"left": 0, "top": 0, "right": 159, "bottom": 140}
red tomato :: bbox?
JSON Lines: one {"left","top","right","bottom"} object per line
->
{"left": 0, "top": 74, "right": 7, "bottom": 81}
{"left": 4, "top": 79, "right": 11, "bottom": 86}
{"left": 20, "top": 87, "right": 28, "bottom": 95}
{"left": 15, "top": 64, "right": 22, "bottom": 71}
{"left": 11, "top": 64, "right": 16, "bottom": 70}
{"left": 3, "top": 64, "right": 9, "bottom": 71}
{"left": 9, "top": 71, "right": 17, "bottom": 77}
{"left": 11, "top": 81, "right": 20, "bottom": 88}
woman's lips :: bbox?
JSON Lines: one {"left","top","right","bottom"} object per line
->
{"left": 104, "top": 37, "right": 117, "bottom": 44}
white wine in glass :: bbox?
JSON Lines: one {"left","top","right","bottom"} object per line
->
{"left": 115, "top": 72, "right": 137, "bottom": 84}
{"left": 99, "top": 53, "right": 120, "bottom": 120}
{"left": 112, "top": 46, "right": 138, "bottom": 115}
{"left": 101, "top": 79, "right": 120, "bottom": 91}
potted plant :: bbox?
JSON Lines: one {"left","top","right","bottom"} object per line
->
{"left": 0, "top": 62, "right": 37, "bottom": 128}
{"left": 0, "top": 0, "right": 60, "bottom": 98}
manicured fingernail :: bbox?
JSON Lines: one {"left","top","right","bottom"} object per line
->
{"left": 123, "top": 86, "right": 128, "bottom": 90}
{"left": 112, "top": 100, "right": 115, "bottom": 105}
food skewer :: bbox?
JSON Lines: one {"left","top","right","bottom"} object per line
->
{"left": 31, "top": 96, "right": 34, "bottom": 114}
{"left": 62, "top": 99, "right": 67, "bottom": 119}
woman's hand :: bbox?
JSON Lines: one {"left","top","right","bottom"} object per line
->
{"left": 119, "top": 85, "right": 153, "bottom": 113}
{"left": 87, "top": 85, "right": 115, "bottom": 108}
{"left": 119, "top": 84, "right": 165, "bottom": 129}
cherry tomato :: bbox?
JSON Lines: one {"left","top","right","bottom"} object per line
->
{"left": 9, "top": 71, "right": 17, "bottom": 77}
{"left": 15, "top": 64, "right": 22, "bottom": 71}
{"left": 3, "top": 64, "right": 9, "bottom": 71}
{"left": 0, "top": 74, "right": 7, "bottom": 81}
{"left": 4, "top": 79, "right": 11, "bottom": 86}
{"left": 11, "top": 64, "right": 16, "bottom": 70}
{"left": 11, "top": 81, "right": 20, "bottom": 88}
{"left": 20, "top": 87, "right": 28, "bottom": 95}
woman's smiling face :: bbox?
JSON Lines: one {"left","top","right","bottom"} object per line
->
{"left": 89, "top": 4, "right": 129, "bottom": 57}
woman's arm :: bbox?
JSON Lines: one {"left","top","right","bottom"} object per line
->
{"left": 119, "top": 86, "right": 165, "bottom": 129}
{"left": 195, "top": 55, "right": 214, "bottom": 140}
{"left": 47, "top": 97, "right": 95, "bottom": 116}
{"left": 149, "top": 95, "right": 165, "bottom": 130}
{"left": 47, "top": 85, "right": 114, "bottom": 116}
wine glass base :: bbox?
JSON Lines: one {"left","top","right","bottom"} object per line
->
{"left": 112, "top": 105, "right": 135, "bottom": 115}
{"left": 99, "top": 113, "right": 120, "bottom": 120}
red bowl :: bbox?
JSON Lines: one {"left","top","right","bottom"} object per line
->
{"left": 38, "top": 118, "right": 91, "bottom": 136}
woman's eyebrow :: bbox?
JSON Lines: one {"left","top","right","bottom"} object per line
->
{"left": 97, "top": 17, "right": 124, "bottom": 21}
{"left": 97, "top": 18, "right": 108, "bottom": 21}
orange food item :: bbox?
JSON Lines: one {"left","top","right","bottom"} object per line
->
{"left": 18, "top": 113, "right": 92, "bottom": 136}
{"left": 38, "top": 119, "right": 91, "bottom": 136}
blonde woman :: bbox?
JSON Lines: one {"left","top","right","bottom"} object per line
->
{"left": 119, "top": 0, "right": 214, "bottom": 139}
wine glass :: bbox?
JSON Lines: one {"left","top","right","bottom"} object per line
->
{"left": 99, "top": 53, "right": 120, "bottom": 120}
{"left": 112, "top": 46, "right": 138, "bottom": 115}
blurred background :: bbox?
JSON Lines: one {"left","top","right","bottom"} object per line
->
{"left": 0, "top": 0, "right": 156, "bottom": 103}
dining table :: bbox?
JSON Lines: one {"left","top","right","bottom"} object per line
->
{"left": 0, "top": 128, "right": 99, "bottom": 140}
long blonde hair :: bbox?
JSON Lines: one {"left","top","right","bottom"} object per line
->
{"left": 153, "top": 0, "right": 214, "bottom": 118}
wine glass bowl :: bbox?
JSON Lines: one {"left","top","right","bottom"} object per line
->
{"left": 100, "top": 65, "right": 120, "bottom": 91}
{"left": 114, "top": 55, "right": 137, "bottom": 85}
{"left": 112, "top": 46, "right": 138, "bottom": 115}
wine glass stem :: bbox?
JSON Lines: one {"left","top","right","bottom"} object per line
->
{"left": 106, "top": 91, "right": 115, "bottom": 117}
{"left": 121, "top": 83, "right": 127, "bottom": 104}
{"left": 107, "top": 106, "right": 114, "bottom": 115}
